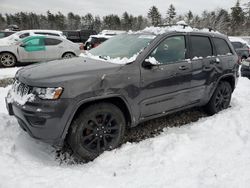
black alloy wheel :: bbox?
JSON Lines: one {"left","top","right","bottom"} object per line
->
{"left": 206, "top": 81, "right": 232, "bottom": 115}
{"left": 67, "top": 103, "right": 126, "bottom": 161}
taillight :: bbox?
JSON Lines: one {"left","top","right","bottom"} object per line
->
{"left": 93, "top": 43, "right": 100, "bottom": 48}
{"left": 79, "top": 43, "right": 84, "bottom": 50}
{"left": 237, "top": 56, "right": 242, "bottom": 65}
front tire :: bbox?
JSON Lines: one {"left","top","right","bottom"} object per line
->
{"left": 205, "top": 81, "right": 232, "bottom": 115}
{"left": 0, "top": 52, "right": 17, "bottom": 67}
{"left": 67, "top": 103, "right": 126, "bottom": 161}
{"left": 62, "top": 52, "right": 75, "bottom": 59}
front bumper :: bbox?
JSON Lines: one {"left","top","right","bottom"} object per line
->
{"left": 5, "top": 96, "right": 74, "bottom": 147}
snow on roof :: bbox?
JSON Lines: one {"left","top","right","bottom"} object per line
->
{"left": 89, "top": 34, "right": 114, "bottom": 39}
{"left": 100, "top": 30, "right": 126, "bottom": 35}
{"left": 229, "top": 36, "right": 248, "bottom": 44}
{"left": 135, "top": 21, "right": 220, "bottom": 35}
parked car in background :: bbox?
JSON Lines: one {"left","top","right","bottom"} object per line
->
{"left": 6, "top": 29, "right": 239, "bottom": 161}
{"left": 62, "top": 29, "right": 97, "bottom": 43}
{"left": 0, "top": 31, "right": 16, "bottom": 39}
{"left": 241, "top": 58, "right": 250, "bottom": 79}
{"left": 229, "top": 36, "right": 250, "bottom": 60}
{"left": 84, "top": 30, "right": 127, "bottom": 50}
{"left": 84, "top": 34, "right": 111, "bottom": 50}
{"left": 0, "top": 30, "right": 65, "bottom": 46}
{"left": 238, "top": 36, "right": 250, "bottom": 45}
{"left": 0, "top": 35, "right": 81, "bottom": 67}
{"left": 6, "top": 24, "right": 20, "bottom": 31}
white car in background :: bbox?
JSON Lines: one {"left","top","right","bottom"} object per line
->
{"left": 0, "top": 30, "right": 65, "bottom": 46}
{"left": 0, "top": 35, "right": 81, "bottom": 67}
{"left": 229, "top": 36, "right": 250, "bottom": 59}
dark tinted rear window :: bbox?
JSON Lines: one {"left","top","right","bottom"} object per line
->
{"left": 190, "top": 36, "right": 213, "bottom": 58}
{"left": 44, "top": 38, "right": 62, "bottom": 45}
{"left": 35, "top": 32, "right": 60, "bottom": 36}
{"left": 213, "top": 38, "right": 232, "bottom": 55}
{"left": 19, "top": 33, "right": 30, "bottom": 38}
{"left": 231, "top": 42, "right": 243, "bottom": 49}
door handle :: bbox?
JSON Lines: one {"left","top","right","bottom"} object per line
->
{"left": 210, "top": 58, "right": 220, "bottom": 64}
{"left": 179, "top": 65, "right": 188, "bottom": 70}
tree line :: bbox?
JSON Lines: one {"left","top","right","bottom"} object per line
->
{"left": 0, "top": 0, "right": 249, "bottom": 35}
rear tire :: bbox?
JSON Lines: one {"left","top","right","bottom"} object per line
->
{"left": 62, "top": 52, "right": 75, "bottom": 59}
{"left": 205, "top": 81, "right": 232, "bottom": 115}
{"left": 67, "top": 103, "right": 126, "bottom": 162}
{"left": 0, "top": 52, "right": 17, "bottom": 67}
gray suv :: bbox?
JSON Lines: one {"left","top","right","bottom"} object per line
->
{"left": 6, "top": 30, "right": 239, "bottom": 161}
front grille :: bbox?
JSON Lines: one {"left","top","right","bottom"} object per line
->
{"left": 13, "top": 80, "right": 32, "bottom": 97}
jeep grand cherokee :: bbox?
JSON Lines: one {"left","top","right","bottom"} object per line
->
{"left": 6, "top": 30, "right": 239, "bottom": 161}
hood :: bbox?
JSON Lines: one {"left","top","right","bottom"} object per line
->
{"left": 17, "top": 57, "right": 123, "bottom": 87}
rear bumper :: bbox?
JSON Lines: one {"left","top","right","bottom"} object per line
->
{"left": 241, "top": 68, "right": 250, "bottom": 78}
{"left": 5, "top": 96, "right": 74, "bottom": 147}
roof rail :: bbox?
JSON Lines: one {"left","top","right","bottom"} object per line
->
{"left": 157, "top": 23, "right": 189, "bottom": 29}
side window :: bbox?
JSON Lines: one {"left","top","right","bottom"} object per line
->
{"left": 213, "top": 38, "right": 232, "bottom": 55}
{"left": 19, "top": 33, "right": 30, "bottom": 39}
{"left": 24, "top": 38, "right": 43, "bottom": 46}
{"left": 190, "top": 36, "right": 212, "bottom": 58}
{"left": 149, "top": 36, "right": 186, "bottom": 65}
{"left": 44, "top": 38, "right": 62, "bottom": 46}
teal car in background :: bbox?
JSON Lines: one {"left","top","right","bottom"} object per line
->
{"left": 0, "top": 35, "right": 82, "bottom": 67}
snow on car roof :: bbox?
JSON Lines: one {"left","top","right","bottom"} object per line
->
{"left": 133, "top": 21, "right": 221, "bottom": 35}
{"left": 229, "top": 36, "right": 248, "bottom": 44}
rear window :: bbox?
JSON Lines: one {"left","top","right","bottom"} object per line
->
{"left": 213, "top": 38, "right": 232, "bottom": 55}
{"left": 231, "top": 42, "right": 243, "bottom": 49}
{"left": 190, "top": 36, "right": 213, "bottom": 58}
{"left": 44, "top": 38, "right": 62, "bottom": 45}
{"left": 19, "top": 33, "right": 30, "bottom": 39}
{"left": 35, "top": 32, "right": 60, "bottom": 37}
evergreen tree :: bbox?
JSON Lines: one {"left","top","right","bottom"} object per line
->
{"left": 82, "top": 13, "right": 94, "bottom": 29}
{"left": 166, "top": 4, "right": 176, "bottom": 24}
{"left": 215, "top": 9, "right": 231, "bottom": 34}
{"left": 186, "top": 10, "right": 193, "bottom": 24}
{"left": 231, "top": 0, "right": 245, "bottom": 35}
{"left": 148, "top": 6, "right": 162, "bottom": 26}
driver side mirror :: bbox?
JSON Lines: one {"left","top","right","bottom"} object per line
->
{"left": 20, "top": 43, "right": 26, "bottom": 48}
{"left": 143, "top": 57, "right": 161, "bottom": 68}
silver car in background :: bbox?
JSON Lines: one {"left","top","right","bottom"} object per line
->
{"left": 0, "top": 35, "right": 82, "bottom": 67}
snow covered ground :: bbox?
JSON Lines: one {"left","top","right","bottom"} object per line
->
{"left": 0, "top": 67, "right": 20, "bottom": 79}
{"left": 0, "top": 72, "right": 250, "bottom": 187}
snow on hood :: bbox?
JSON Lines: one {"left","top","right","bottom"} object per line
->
{"left": 80, "top": 51, "right": 138, "bottom": 65}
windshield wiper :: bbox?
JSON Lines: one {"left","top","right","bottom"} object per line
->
{"left": 99, "top": 55, "right": 108, "bottom": 60}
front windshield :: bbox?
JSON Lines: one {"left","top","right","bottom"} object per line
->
{"left": 89, "top": 34, "right": 156, "bottom": 59}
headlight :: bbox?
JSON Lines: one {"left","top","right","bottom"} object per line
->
{"left": 33, "top": 87, "right": 63, "bottom": 100}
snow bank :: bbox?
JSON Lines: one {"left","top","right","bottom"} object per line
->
{"left": 0, "top": 77, "right": 250, "bottom": 188}
{"left": 0, "top": 67, "right": 20, "bottom": 79}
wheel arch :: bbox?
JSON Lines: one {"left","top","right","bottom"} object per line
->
{"left": 218, "top": 74, "right": 236, "bottom": 91}
{"left": 61, "top": 95, "right": 133, "bottom": 140}
{"left": 0, "top": 51, "right": 18, "bottom": 61}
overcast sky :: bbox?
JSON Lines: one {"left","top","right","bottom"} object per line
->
{"left": 0, "top": 0, "right": 249, "bottom": 17}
